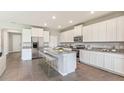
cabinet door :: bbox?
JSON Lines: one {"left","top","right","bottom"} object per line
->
{"left": 84, "top": 51, "right": 90, "bottom": 64}
{"left": 21, "top": 49, "right": 32, "bottom": 60}
{"left": 114, "top": 57, "right": 124, "bottom": 74}
{"left": 74, "top": 25, "right": 82, "bottom": 36}
{"left": 117, "top": 16, "right": 124, "bottom": 41}
{"left": 92, "top": 24, "right": 98, "bottom": 42}
{"left": 83, "top": 26, "right": 88, "bottom": 42}
{"left": 89, "top": 52, "right": 97, "bottom": 65}
{"left": 96, "top": 53, "right": 105, "bottom": 68}
{"left": 104, "top": 54, "right": 114, "bottom": 71}
{"left": 83, "top": 25, "right": 92, "bottom": 42}
{"left": 22, "top": 29, "right": 31, "bottom": 42}
{"left": 79, "top": 50, "right": 84, "bottom": 62}
{"left": 98, "top": 21, "right": 107, "bottom": 41}
{"left": 38, "top": 29, "right": 43, "bottom": 37}
{"left": 106, "top": 19, "right": 117, "bottom": 41}
{"left": 31, "top": 28, "right": 39, "bottom": 37}
{"left": 80, "top": 50, "right": 90, "bottom": 64}
{"left": 43, "top": 31, "right": 49, "bottom": 42}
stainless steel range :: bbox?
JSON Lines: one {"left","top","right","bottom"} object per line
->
{"left": 72, "top": 45, "right": 85, "bottom": 58}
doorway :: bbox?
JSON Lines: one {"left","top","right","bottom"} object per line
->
{"left": 9, "top": 33, "right": 22, "bottom": 53}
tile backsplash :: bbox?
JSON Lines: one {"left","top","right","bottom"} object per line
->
{"left": 60, "top": 42, "right": 124, "bottom": 49}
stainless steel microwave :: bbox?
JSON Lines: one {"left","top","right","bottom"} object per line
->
{"left": 74, "top": 36, "right": 83, "bottom": 42}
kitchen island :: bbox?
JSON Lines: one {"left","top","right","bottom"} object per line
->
{"left": 39, "top": 48, "right": 77, "bottom": 76}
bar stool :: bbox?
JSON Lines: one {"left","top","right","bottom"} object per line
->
{"left": 45, "top": 55, "right": 58, "bottom": 77}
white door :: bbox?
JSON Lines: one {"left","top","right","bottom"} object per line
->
{"left": 12, "top": 34, "right": 21, "bottom": 52}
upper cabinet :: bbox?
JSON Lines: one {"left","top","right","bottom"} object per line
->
{"left": 43, "top": 31, "right": 49, "bottom": 42}
{"left": 31, "top": 28, "right": 43, "bottom": 37}
{"left": 116, "top": 16, "right": 124, "bottom": 41}
{"left": 106, "top": 18, "right": 117, "bottom": 41}
{"left": 22, "top": 29, "right": 31, "bottom": 43}
{"left": 82, "top": 16, "right": 124, "bottom": 42}
{"left": 60, "top": 30, "right": 74, "bottom": 42}
{"left": 83, "top": 25, "right": 92, "bottom": 42}
{"left": 59, "top": 25, "right": 83, "bottom": 43}
{"left": 74, "top": 25, "right": 83, "bottom": 37}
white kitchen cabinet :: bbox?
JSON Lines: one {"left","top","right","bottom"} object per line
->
{"left": 43, "top": 31, "right": 49, "bottom": 42}
{"left": 91, "top": 23, "right": 99, "bottom": 42}
{"left": 96, "top": 52, "right": 105, "bottom": 68}
{"left": 22, "top": 29, "right": 31, "bottom": 43}
{"left": 83, "top": 25, "right": 92, "bottom": 42}
{"left": 80, "top": 50, "right": 90, "bottom": 64}
{"left": 74, "top": 25, "right": 82, "bottom": 37}
{"left": 104, "top": 54, "right": 114, "bottom": 71}
{"left": 21, "top": 49, "right": 32, "bottom": 60}
{"left": 31, "top": 28, "right": 43, "bottom": 37}
{"left": 89, "top": 51, "right": 97, "bottom": 65}
{"left": 106, "top": 18, "right": 117, "bottom": 41}
{"left": 60, "top": 30, "right": 74, "bottom": 42}
{"left": 97, "top": 21, "right": 107, "bottom": 41}
{"left": 31, "top": 28, "right": 39, "bottom": 37}
{"left": 117, "top": 16, "right": 124, "bottom": 41}
{"left": 114, "top": 57, "right": 124, "bottom": 74}
{"left": 0, "top": 55, "right": 6, "bottom": 76}
{"left": 0, "top": 31, "right": 1, "bottom": 52}
{"left": 80, "top": 49, "right": 124, "bottom": 76}
{"left": 82, "top": 26, "right": 87, "bottom": 42}
{"left": 82, "top": 16, "right": 124, "bottom": 42}
{"left": 38, "top": 29, "right": 43, "bottom": 37}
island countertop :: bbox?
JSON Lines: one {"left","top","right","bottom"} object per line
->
{"left": 39, "top": 48, "right": 76, "bottom": 57}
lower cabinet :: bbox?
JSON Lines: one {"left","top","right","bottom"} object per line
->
{"left": 96, "top": 53, "right": 105, "bottom": 68}
{"left": 80, "top": 50, "right": 90, "bottom": 64}
{"left": 104, "top": 54, "right": 114, "bottom": 71}
{"left": 0, "top": 55, "right": 6, "bottom": 76}
{"left": 21, "top": 49, "right": 32, "bottom": 60}
{"left": 114, "top": 57, "right": 124, "bottom": 74}
{"left": 79, "top": 50, "right": 124, "bottom": 76}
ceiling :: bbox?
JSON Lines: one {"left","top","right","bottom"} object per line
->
{"left": 0, "top": 11, "right": 114, "bottom": 30}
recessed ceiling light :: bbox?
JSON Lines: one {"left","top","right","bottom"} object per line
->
{"left": 69, "top": 20, "right": 73, "bottom": 23}
{"left": 90, "top": 11, "right": 94, "bottom": 14}
{"left": 58, "top": 25, "right": 62, "bottom": 28}
{"left": 52, "top": 16, "right": 56, "bottom": 19}
{"left": 44, "top": 23, "right": 47, "bottom": 26}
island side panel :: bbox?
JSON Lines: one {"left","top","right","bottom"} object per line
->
{"left": 58, "top": 52, "right": 76, "bottom": 76}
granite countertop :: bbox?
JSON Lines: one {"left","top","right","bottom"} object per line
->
{"left": 40, "top": 48, "right": 76, "bottom": 56}
{"left": 80, "top": 48, "right": 124, "bottom": 55}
